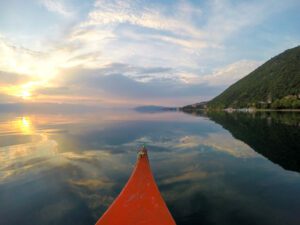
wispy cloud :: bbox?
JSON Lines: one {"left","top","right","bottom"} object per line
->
{"left": 0, "top": 0, "right": 299, "bottom": 105}
{"left": 191, "top": 60, "right": 262, "bottom": 86}
{"left": 177, "top": 134, "right": 258, "bottom": 158}
{"left": 0, "top": 71, "right": 30, "bottom": 85}
{"left": 40, "top": 0, "right": 73, "bottom": 17}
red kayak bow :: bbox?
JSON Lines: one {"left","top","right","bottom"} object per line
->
{"left": 95, "top": 147, "right": 176, "bottom": 225}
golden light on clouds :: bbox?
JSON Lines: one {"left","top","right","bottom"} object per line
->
{"left": 0, "top": 0, "right": 298, "bottom": 106}
{"left": 0, "top": 37, "right": 73, "bottom": 102}
{"left": 5, "top": 86, "right": 31, "bottom": 100}
{"left": 0, "top": 81, "right": 43, "bottom": 101}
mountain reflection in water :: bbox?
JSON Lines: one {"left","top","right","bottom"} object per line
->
{"left": 0, "top": 110, "right": 300, "bottom": 225}
{"left": 185, "top": 111, "right": 300, "bottom": 173}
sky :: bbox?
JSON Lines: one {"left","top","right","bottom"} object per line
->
{"left": 0, "top": 0, "right": 299, "bottom": 107}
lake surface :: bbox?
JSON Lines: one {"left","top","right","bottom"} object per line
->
{"left": 0, "top": 109, "right": 300, "bottom": 225}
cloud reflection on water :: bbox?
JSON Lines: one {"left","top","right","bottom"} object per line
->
{"left": 0, "top": 111, "right": 300, "bottom": 225}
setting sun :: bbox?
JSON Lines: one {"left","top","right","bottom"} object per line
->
{"left": 21, "top": 90, "right": 31, "bottom": 99}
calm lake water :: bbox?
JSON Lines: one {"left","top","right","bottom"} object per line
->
{"left": 0, "top": 109, "right": 300, "bottom": 225}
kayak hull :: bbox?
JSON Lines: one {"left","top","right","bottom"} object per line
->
{"left": 95, "top": 149, "right": 176, "bottom": 225}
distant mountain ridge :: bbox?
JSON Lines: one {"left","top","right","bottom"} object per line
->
{"left": 183, "top": 46, "right": 300, "bottom": 110}
{"left": 134, "top": 105, "right": 177, "bottom": 113}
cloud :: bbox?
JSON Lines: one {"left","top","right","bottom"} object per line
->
{"left": 61, "top": 0, "right": 285, "bottom": 75}
{"left": 0, "top": 134, "right": 58, "bottom": 181}
{"left": 0, "top": 36, "right": 63, "bottom": 78}
{"left": 36, "top": 65, "right": 223, "bottom": 104}
{"left": 88, "top": 0, "right": 203, "bottom": 37}
{"left": 177, "top": 134, "right": 258, "bottom": 158}
{"left": 0, "top": 36, "right": 261, "bottom": 106}
{"left": 29, "top": 58, "right": 263, "bottom": 106}
{"left": 78, "top": 0, "right": 290, "bottom": 54}
{"left": 1, "top": 0, "right": 299, "bottom": 105}
{"left": 207, "top": 60, "right": 262, "bottom": 86}
{"left": 0, "top": 93, "right": 20, "bottom": 103}
{"left": 40, "top": 0, "right": 73, "bottom": 17}
{"left": 192, "top": 60, "right": 262, "bottom": 86}
{"left": 0, "top": 71, "right": 30, "bottom": 85}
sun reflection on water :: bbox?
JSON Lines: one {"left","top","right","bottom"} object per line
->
{"left": 0, "top": 116, "right": 35, "bottom": 135}
{"left": 17, "top": 117, "right": 33, "bottom": 135}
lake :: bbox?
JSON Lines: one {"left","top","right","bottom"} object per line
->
{"left": 0, "top": 109, "right": 300, "bottom": 225}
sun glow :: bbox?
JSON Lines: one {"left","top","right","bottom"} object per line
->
{"left": 21, "top": 90, "right": 31, "bottom": 99}
{"left": 13, "top": 85, "right": 33, "bottom": 100}
{"left": 2, "top": 81, "right": 43, "bottom": 100}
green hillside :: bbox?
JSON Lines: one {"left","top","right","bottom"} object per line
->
{"left": 208, "top": 46, "right": 300, "bottom": 109}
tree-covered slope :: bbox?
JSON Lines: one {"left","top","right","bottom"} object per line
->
{"left": 208, "top": 46, "right": 300, "bottom": 109}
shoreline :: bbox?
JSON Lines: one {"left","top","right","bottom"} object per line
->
{"left": 180, "top": 108, "right": 300, "bottom": 113}
{"left": 250, "top": 109, "right": 300, "bottom": 112}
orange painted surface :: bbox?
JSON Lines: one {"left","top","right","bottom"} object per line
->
{"left": 95, "top": 148, "right": 176, "bottom": 225}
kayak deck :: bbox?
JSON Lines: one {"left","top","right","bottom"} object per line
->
{"left": 95, "top": 148, "right": 176, "bottom": 225}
